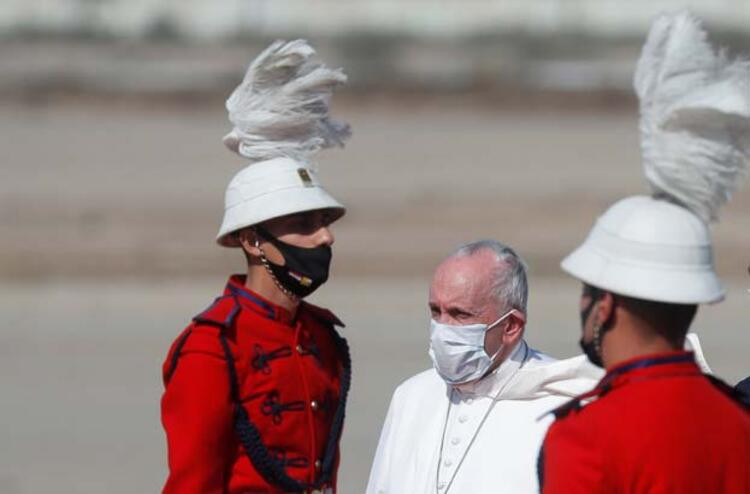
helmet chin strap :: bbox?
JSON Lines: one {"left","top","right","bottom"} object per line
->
{"left": 254, "top": 234, "right": 300, "bottom": 303}
{"left": 579, "top": 287, "right": 613, "bottom": 368}
{"left": 592, "top": 300, "right": 615, "bottom": 364}
{"left": 593, "top": 320, "right": 604, "bottom": 361}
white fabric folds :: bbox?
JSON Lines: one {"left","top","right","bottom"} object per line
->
{"left": 365, "top": 341, "right": 601, "bottom": 494}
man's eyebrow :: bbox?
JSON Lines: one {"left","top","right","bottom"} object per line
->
{"left": 447, "top": 305, "right": 474, "bottom": 315}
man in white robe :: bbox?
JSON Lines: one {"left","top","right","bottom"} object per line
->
{"left": 366, "top": 240, "right": 600, "bottom": 494}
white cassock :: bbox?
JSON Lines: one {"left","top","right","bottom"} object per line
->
{"left": 365, "top": 340, "right": 602, "bottom": 494}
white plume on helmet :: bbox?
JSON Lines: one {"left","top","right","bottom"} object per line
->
{"left": 217, "top": 40, "right": 350, "bottom": 247}
{"left": 562, "top": 11, "right": 750, "bottom": 304}
{"left": 635, "top": 12, "right": 750, "bottom": 223}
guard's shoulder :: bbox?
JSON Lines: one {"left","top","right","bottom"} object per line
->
{"left": 192, "top": 294, "right": 241, "bottom": 328}
{"left": 549, "top": 396, "right": 586, "bottom": 420}
{"left": 548, "top": 384, "right": 609, "bottom": 421}
{"left": 163, "top": 295, "right": 239, "bottom": 385}
{"left": 163, "top": 321, "right": 226, "bottom": 384}
{"left": 540, "top": 399, "right": 605, "bottom": 490}
{"left": 301, "top": 301, "right": 345, "bottom": 327}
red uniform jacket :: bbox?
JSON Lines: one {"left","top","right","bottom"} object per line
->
{"left": 539, "top": 351, "right": 750, "bottom": 494}
{"left": 161, "top": 275, "right": 350, "bottom": 493}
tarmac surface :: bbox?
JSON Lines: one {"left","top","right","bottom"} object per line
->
{"left": 1, "top": 102, "right": 748, "bottom": 493}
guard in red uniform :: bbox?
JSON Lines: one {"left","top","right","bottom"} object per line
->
{"left": 538, "top": 11, "right": 750, "bottom": 494}
{"left": 161, "top": 40, "right": 353, "bottom": 493}
{"left": 540, "top": 350, "right": 750, "bottom": 493}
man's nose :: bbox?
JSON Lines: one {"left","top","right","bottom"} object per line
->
{"left": 315, "top": 226, "right": 334, "bottom": 246}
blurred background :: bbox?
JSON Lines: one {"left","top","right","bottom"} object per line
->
{"left": 1, "top": 1, "right": 749, "bottom": 492}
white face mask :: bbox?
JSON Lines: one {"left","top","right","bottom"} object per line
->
{"left": 428, "top": 310, "right": 514, "bottom": 385}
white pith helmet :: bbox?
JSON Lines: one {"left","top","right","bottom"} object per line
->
{"left": 217, "top": 157, "right": 345, "bottom": 247}
{"left": 563, "top": 11, "right": 750, "bottom": 304}
{"left": 215, "top": 39, "right": 351, "bottom": 248}
{"left": 561, "top": 195, "right": 723, "bottom": 304}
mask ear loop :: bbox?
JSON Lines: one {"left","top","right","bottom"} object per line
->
{"left": 252, "top": 227, "right": 299, "bottom": 302}
{"left": 589, "top": 291, "right": 614, "bottom": 363}
{"left": 486, "top": 309, "right": 516, "bottom": 331}
{"left": 592, "top": 318, "right": 603, "bottom": 359}
{"left": 483, "top": 309, "right": 518, "bottom": 363}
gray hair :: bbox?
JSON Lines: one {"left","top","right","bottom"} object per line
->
{"left": 448, "top": 239, "right": 529, "bottom": 314}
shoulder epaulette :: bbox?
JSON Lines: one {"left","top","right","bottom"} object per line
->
{"left": 164, "top": 296, "right": 239, "bottom": 384}
{"left": 193, "top": 294, "right": 241, "bottom": 328}
{"left": 550, "top": 383, "right": 612, "bottom": 419}
{"left": 550, "top": 396, "right": 584, "bottom": 419}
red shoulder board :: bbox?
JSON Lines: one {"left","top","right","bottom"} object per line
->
{"left": 550, "top": 396, "right": 584, "bottom": 419}
{"left": 550, "top": 383, "right": 611, "bottom": 419}
{"left": 163, "top": 297, "right": 237, "bottom": 385}
{"left": 192, "top": 294, "right": 241, "bottom": 328}
{"left": 302, "top": 302, "right": 345, "bottom": 328}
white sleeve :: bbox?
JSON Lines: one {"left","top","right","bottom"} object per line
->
{"left": 365, "top": 388, "right": 401, "bottom": 494}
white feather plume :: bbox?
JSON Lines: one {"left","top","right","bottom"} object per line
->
{"left": 223, "top": 39, "right": 351, "bottom": 165}
{"left": 634, "top": 11, "right": 750, "bottom": 222}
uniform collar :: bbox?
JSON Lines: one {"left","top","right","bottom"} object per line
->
{"left": 224, "top": 274, "right": 296, "bottom": 326}
{"left": 602, "top": 350, "right": 700, "bottom": 388}
{"left": 549, "top": 351, "right": 702, "bottom": 420}
{"left": 454, "top": 340, "right": 529, "bottom": 399}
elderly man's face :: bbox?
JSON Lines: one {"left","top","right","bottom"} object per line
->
{"left": 429, "top": 249, "right": 523, "bottom": 361}
{"left": 429, "top": 250, "right": 501, "bottom": 325}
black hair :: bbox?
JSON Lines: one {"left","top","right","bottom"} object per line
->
{"left": 583, "top": 283, "right": 697, "bottom": 345}
{"left": 618, "top": 295, "right": 697, "bottom": 345}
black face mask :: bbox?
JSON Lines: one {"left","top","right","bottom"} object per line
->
{"left": 579, "top": 337, "right": 603, "bottom": 368}
{"left": 255, "top": 226, "right": 332, "bottom": 298}
{"left": 579, "top": 288, "right": 604, "bottom": 368}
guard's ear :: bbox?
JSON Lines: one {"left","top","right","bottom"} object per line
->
{"left": 237, "top": 228, "right": 263, "bottom": 258}
{"left": 595, "top": 292, "right": 616, "bottom": 328}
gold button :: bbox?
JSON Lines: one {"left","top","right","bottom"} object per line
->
{"left": 311, "top": 400, "right": 319, "bottom": 411}
{"left": 314, "top": 459, "right": 322, "bottom": 470}
{"left": 296, "top": 344, "right": 304, "bottom": 354}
